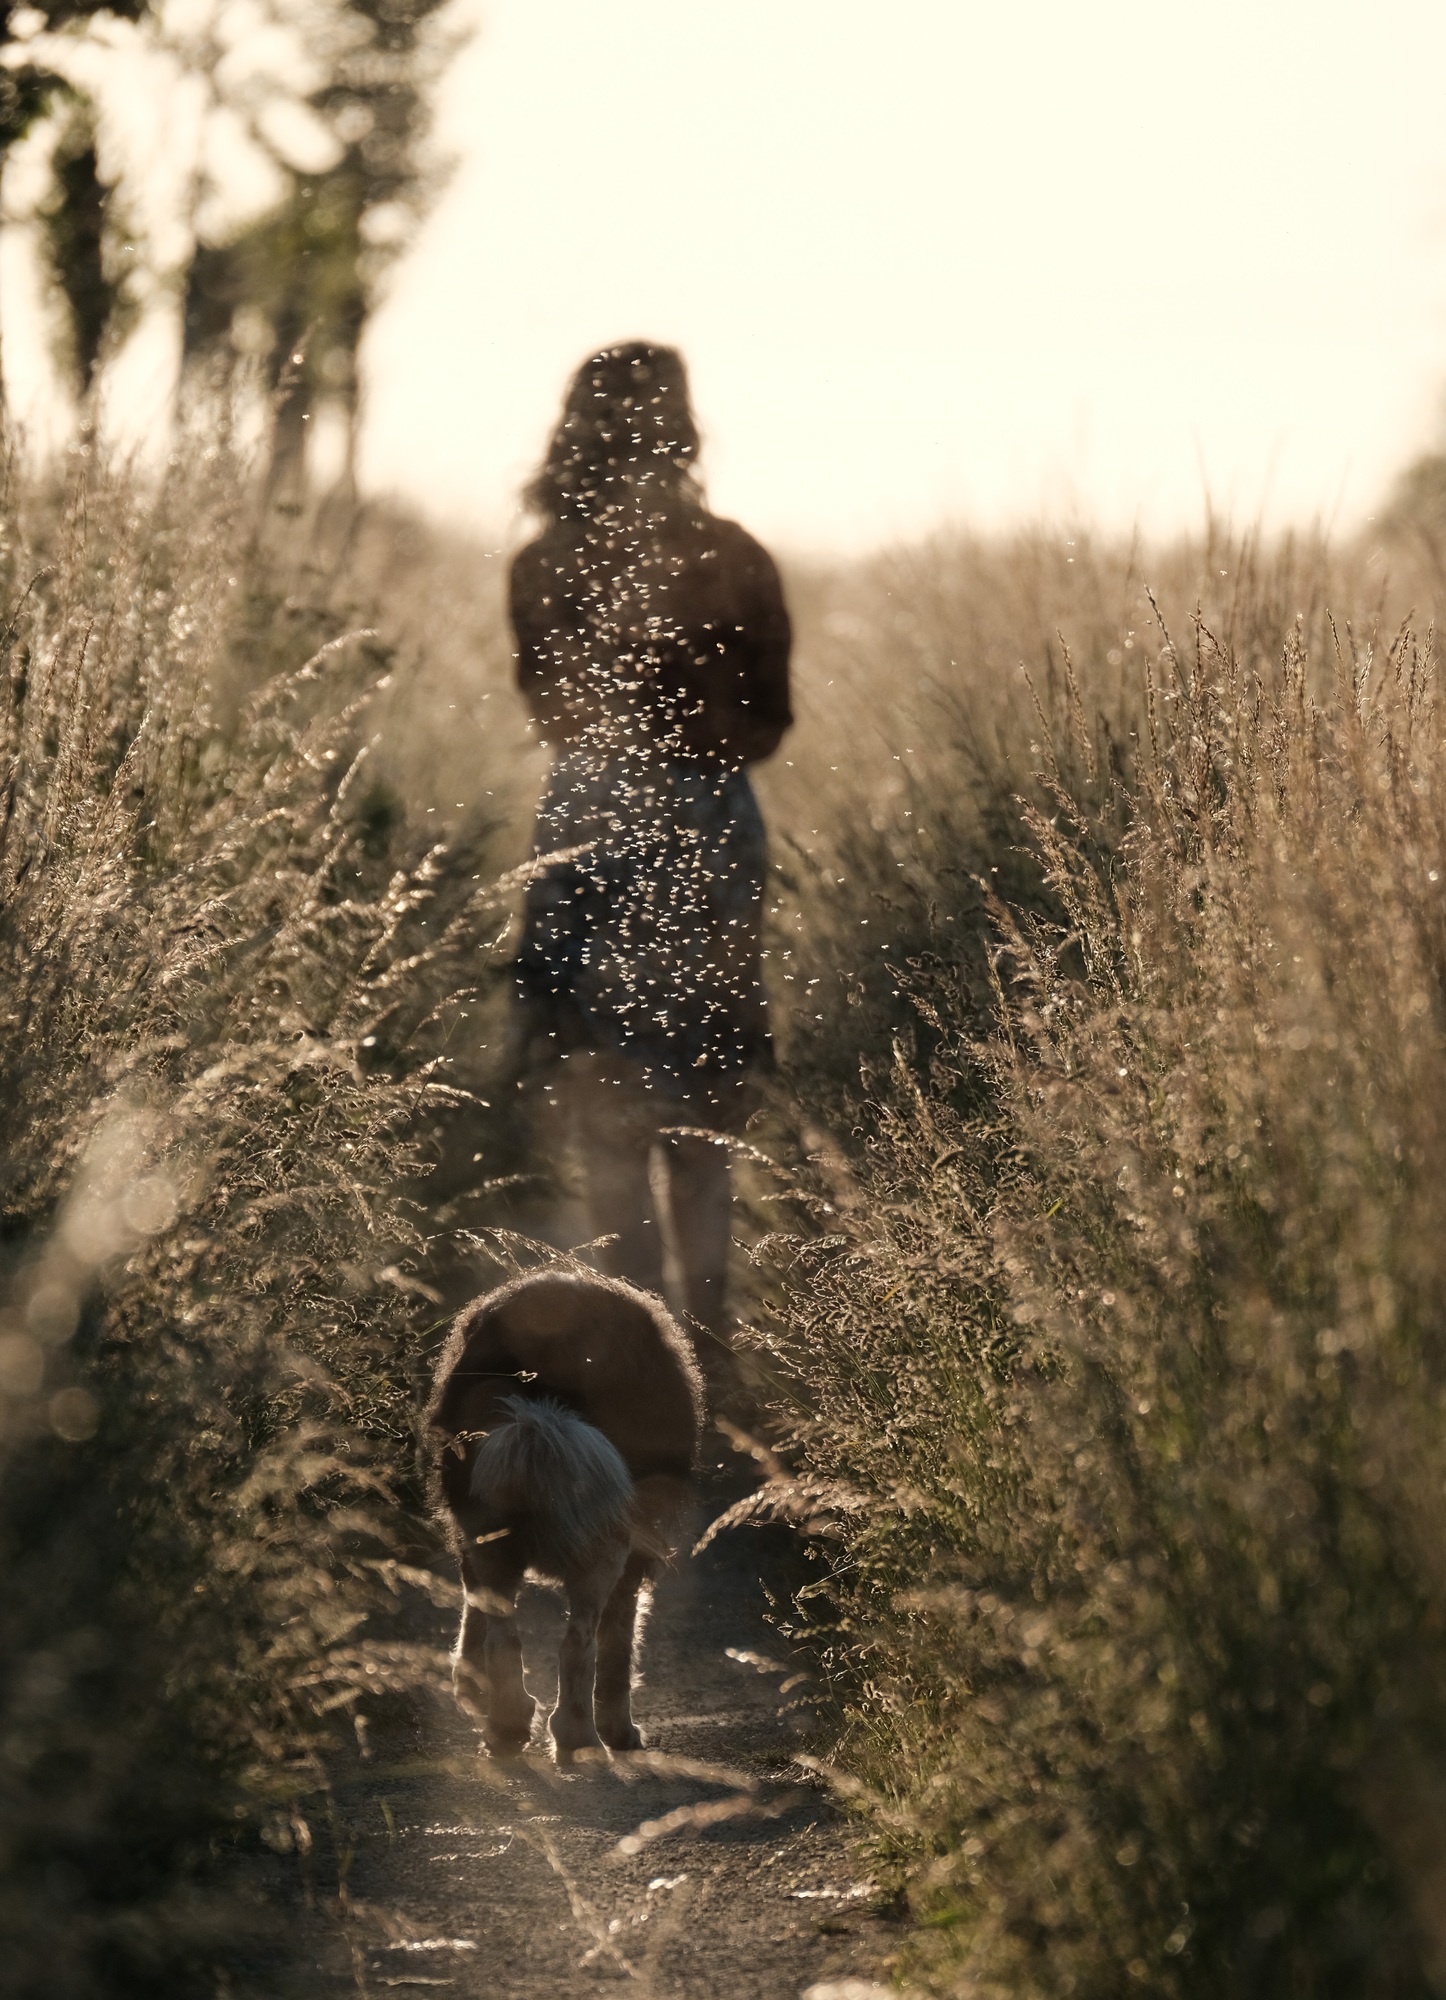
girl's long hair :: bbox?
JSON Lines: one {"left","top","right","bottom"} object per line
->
{"left": 525, "top": 342, "right": 704, "bottom": 524}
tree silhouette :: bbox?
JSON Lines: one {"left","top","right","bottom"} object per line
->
{"left": 182, "top": 0, "right": 453, "bottom": 502}
{"left": 0, "top": 0, "right": 452, "bottom": 479}
{"left": 2, "top": 1, "right": 142, "bottom": 403}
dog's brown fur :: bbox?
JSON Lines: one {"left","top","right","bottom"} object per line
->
{"left": 428, "top": 1269, "right": 703, "bottom": 1761}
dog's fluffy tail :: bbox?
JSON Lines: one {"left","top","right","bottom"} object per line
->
{"left": 469, "top": 1394, "right": 633, "bottom": 1572}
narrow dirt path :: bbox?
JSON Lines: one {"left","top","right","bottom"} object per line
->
{"left": 281, "top": 1449, "right": 902, "bottom": 1999}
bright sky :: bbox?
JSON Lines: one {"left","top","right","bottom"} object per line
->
{"left": 357, "top": 0, "right": 1446, "bottom": 552}
{"left": 286, "top": 5, "right": 1446, "bottom": 550}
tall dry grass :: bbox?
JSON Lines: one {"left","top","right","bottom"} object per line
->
{"left": 9, "top": 403, "right": 1445, "bottom": 2000}
{"left": 0, "top": 438, "right": 513, "bottom": 1996}
{"left": 762, "top": 523, "right": 1446, "bottom": 1996}
{"left": 757, "top": 519, "right": 1379, "bottom": 1119}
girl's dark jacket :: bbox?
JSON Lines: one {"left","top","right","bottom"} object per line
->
{"left": 509, "top": 509, "right": 792, "bottom": 768}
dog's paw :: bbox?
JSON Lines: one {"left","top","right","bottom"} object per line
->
{"left": 548, "top": 1744, "right": 604, "bottom": 1776}
{"left": 550, "top": 1710, "right": 606, "bottom": 1765}
{"left": 486, "top": 1728, "right": 532, "bottom": 1760}
{"left": 489, "top": 1696, "right": 537, "bottom": 1744}
{"left": 482, "top": 1722, "right": 532, "bottom": 1759}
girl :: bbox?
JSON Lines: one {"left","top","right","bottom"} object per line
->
{"left": 510, "top": 342, "right": 792, "bottom": 1389}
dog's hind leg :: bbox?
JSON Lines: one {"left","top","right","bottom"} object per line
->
{"left": 456, "top": 1545, "right": 535, "bottom": 1754}
{"left": 595, "top": 1549, "right": 652, "bottom": 1752}
{"left": 551, "top": 1539, "right": 628, "bottom": 1764}
{"left": 453, "top": 1554, "right": 491, "bottom": 1717}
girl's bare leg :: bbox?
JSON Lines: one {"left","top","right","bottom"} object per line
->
{"left": 661, "top": 1130, "right": 736, "bottom": 1387}
{"left": 572, "top": 1062, "right": 665, "bottom": 1293}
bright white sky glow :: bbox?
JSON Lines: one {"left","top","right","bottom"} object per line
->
{"left": 356, "top": 0, "right": 1446, "bottom": 553}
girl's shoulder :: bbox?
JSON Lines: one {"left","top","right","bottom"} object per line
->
{"left": 509, "top": 527, "right": 584, "bottom": 617}
{"left": 510, "top": 526, "right": 567, "bottom": 578}
{"left": 686, "top": 512, "right": 780, "bottom": 581}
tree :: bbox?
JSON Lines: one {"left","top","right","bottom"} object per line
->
{"left": 183, "top": 0, "right": 454, "bottom": 502}
{"left": 1, "top": 2, "right": 137, "bottom": 399}
{"left": 0, "top": 0, "right": 452, "bottom": 482}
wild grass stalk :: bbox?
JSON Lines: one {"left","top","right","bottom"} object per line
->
{"left": 0, "top": 438, "right": 507, "bottom": 1996}
{"left": 768, "top": 527, "right": 1446, "bottom": 1996}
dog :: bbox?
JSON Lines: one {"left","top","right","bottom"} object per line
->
{"left": 428, "top": 1269, "right": 703, "bottom": 1762}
